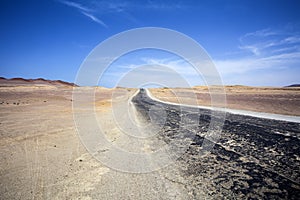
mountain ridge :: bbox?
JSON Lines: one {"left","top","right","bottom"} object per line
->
{"left": 0, "top": 77, "right": 78, "bottom": 87}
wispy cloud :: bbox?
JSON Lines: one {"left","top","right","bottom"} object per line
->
{"left": 214, "top": 55, "right": 300, "bottom": 86}
{"left": 114, "top": 57, "right": 201, "bottom": 77}
{"left": 242, "top": 28, "right": 277, "bottom": 38}
{"left": 81, "top": 12, "right": 107, "bottom": 28}
{"left": 239, "top": 28, "right": 300, "bottom": 56}
{"left": 215, "top": 52, "right": 300, "bottom": 75}
{"left": 283, "top": 36, "right": 300, "bottom": 44}
{"left": 59, "top": 0, "right": 186, "bottom": 28}
{"left": 60, "top": 0, "right": 91, "bottom": 12}
{"left": 144, "top": 1, "right": 184, "bottom": 10}
{"left": 101, "top": 63, "right": 200, "bottom": 88}
{"left": 98, "top": 25, "right": 300, "bottom": 87}
{"left": 90, "top": 0, "right": 185, "bottom": 12}
{"left": 238, "top": 45, "right": 260, "bottom": 56}
{"left": 95, "top": 53, "right": 208, "bottom": 87}
{"left": 214, "top": 26, "right": 300, "bottom": 86}
{"left": 59, "top": 0, "right": 107, "bottom": 28}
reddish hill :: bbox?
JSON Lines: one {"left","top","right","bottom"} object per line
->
{"left": 0, "top": 77, "right": 78, "bottom": 87}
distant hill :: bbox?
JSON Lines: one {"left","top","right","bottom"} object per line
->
{"left": 0, "top": 77, "right": 78, "bottom": 87}
{"left": 285, "top": 84, "right": 300, "bottom": 87}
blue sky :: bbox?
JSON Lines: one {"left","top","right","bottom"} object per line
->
{"left": 0, "top": 0, "right": 300, "bottom": 87}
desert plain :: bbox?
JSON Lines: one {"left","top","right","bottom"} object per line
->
{"left": 0, "top": 78, "right": 299, "bottom": 199}
{"left": 150, "top": 85, "right": 300, "bottom": 116}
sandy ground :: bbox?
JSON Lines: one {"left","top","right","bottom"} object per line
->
{"left": 0, "top": 84, "right": 193, "bottom": 199}
{"left": 1, "top": 81, "right": 299, "bottom": 199}
{"left": 0, "top": 84, "right": 133, "bottom": 199}
{"left": 149, "top": 86, "right": 300, "bottom": 116}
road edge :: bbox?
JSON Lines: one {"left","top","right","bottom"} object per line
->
{"left": 145, "top": 89, "right": 300, "bottom": 123}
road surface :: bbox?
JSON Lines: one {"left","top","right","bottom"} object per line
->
{"left": 131, "top": 88, "right": 300, "bottom": 199}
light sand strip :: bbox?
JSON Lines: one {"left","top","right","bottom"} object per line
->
{"left": 145, "top": 89, "right": 300, "bottom": 123}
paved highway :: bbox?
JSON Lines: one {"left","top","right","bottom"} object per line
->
{"left": 132, "top": 88, "right": 300, "bottom": 199}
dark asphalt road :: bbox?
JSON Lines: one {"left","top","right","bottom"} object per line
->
{"left": 132, "top": 88, "right": 300, "bottom": 199}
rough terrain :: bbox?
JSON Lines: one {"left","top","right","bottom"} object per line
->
{"left": 1, "top": 79, "right": 299, "bottom": 199}
{"left": 133, "top": 89, "right": 300, "bottom": 199}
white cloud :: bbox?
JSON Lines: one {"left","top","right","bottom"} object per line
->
{"left": 59, "top": 0, "right": 107, "bottom": 28}
{"left": 60, "top": 0, "right": 91, "bottom": 12}
{"left": 238, "top": 45, "right": 260, "bottom": 56}
{"left": 214, "top": 51, "right": 300, "bottom": 86}
{"left": 242, "top": 28, "right": 277, "bottom": 38}
{"left": 77, "top": 25, "right": 300, "bottom": 87}
{"left": 214, "top": 26, "right": 300, "bottom": 86}
{"left": 59, "top": 0, "right": 186, "bottom": 27}
{"left": 215, "top": 52, "right": 300, "bottom": 75}
{"left": 81, "top": 12, "right": 108, "bottom": 28}
{"left": 91, "top": 0, "right": 185, "bottom": 12}
{"left": 85, "top": 48, "right": 300, "bottom": 87}
{"left": 239, "top": 27, "right": 300, "bottom": 57}
{"left": 97, "top": 55, "right": 228, "bottom": 87}
{"left": 283, "top": 36, "right": 300, "bottom": 44}
{"left": 108, "top": 65, "right": 196, "bottom": 88}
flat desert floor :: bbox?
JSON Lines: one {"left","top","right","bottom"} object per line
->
{"left": 149, "top": 86, "right": 300, "bottom": 116}
{"left": 0, "top": 82, "right": 139, "bottom": 199}
{"left": 0, "top": 81, "right": 299, "bottom": 199}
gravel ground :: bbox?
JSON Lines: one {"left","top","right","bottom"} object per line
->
{"left": 133, "top": 89, "right": 300, "bottom": 199}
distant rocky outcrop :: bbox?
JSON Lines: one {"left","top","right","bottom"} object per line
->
{"left": 0, "top": 77, "right": 78, "bottom": 87}
{"left": 285, "top": 84, "right": 300, "bottom": 87}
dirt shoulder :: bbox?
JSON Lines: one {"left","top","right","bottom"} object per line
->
{"left": 149, "top": 86, "right": 300, "bottom": 116}
{"left": 0, "top": 85, "right": 135, "bottom": 199}
{"left": 0, "top": 85, "right": 190, "bottom": 199}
